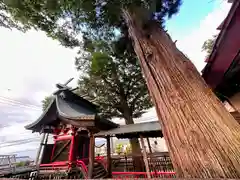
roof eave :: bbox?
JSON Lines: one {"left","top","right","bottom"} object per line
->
{"left": 25, "top": 98, "right": 56, "bottom": 130}
{"left": 203, "top": 0, "right": 240, "bottom": 74}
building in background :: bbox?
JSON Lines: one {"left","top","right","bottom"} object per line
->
{"left": 110, "top": 108, "right": 168, "bottom": 154}
{"left": 202, "top": 0, "right": 240, "bottom": 123}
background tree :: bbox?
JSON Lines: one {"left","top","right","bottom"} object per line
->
{"left": 76, "top": 38, "right": 151, "bottom": 121}
{"left": 115, "top": 143, "right": 123, "bottom": 155}
{"left": 202, "top": 35, "right": 217, "bottom": 57}
{"left": 125, "top": 144, "right": 132, "bottom": 155}
{"left": 41, "top": 96, "right": 53, "bottom": 111}
{"left": 40, "top": 36, "right": 151, "bottom": 170}
{"left": 76, "top": 37, "right": 151, "bottom": 171}
{"left": 15, "top": 160, "right": 30, "bottom": 167}
{"left": 2, "top": 0, "right": 240, "bottom": 177}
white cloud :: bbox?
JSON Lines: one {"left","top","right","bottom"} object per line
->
{"left": 0, "top": 28, "right": 79, "bottom": 155}
{"left": 112, "top": 107, "right": 157, "bottom": 125}
{"left": 0, "top": 121, "right": 40, "bottom": 155}
{"left": 0, "top": 28, "right": 79, "bottom": 99}
{"left": 170, "top": 1, "right": 232, "bottom": 72}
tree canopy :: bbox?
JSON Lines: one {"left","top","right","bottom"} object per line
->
{"left": 1, "top": 0, "right": 181, "bottom": 47}
{"left": 76, "top": 37, "right": 152, "bottom": 121}
{"left": 202, "top": 35, "right": 217, "bottom": 58}
{"left": 41, "top": 95, "right": 53, "bottom": 111}
{"left": 40, "top": 37, "right": 152, "bottom": 121}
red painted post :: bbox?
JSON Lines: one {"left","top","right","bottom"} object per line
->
{"left": 68, "top": 128, "right": 76, "bottom": 164}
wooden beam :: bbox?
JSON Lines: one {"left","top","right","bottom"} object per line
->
{"left": 106, "top": 136, "right": 112, "bottom": 178}
{"left": 140, "top": 135, "right": 151, "bottom": 179}
{"left": 39, "top": 133, "right": 49, "bottom": 164}
{"left": 146, "top": 138, "right": 152, "bottom": 154}
{"left": 111, "top": 137, "right": 114, "bottom": 154}
{"left": 51, "top": 140, "right": 71, "bottom": 162}
{"left": 88, "top": 133, "right": 95, "bottom": 179}
{"left": 35, "top": 133, "right": 46, "bottom": 165}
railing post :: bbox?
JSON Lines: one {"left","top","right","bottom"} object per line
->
{"left": 106, "top": 135, "right": 112, "bottom": 178}
{"left": 140, "top": 135, "right": 151, "bottom": 179}
{"left": 124, "top": 154, "right": 127, "bottom": 172}
{"left": 146, "top": 138, "right": 152, "bottom": 153}
{"left": 88, "top": 133, "right": 95, "bottom": 179}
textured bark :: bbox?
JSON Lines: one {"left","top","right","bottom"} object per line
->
{"left": 140, "top": 135, "right": 151, "bottom": 178}
{"left": 125, "top": 115, "right": 144, "bottom": 172}
{"left": 122, "top": 9, "right": 240, "bottom": 178}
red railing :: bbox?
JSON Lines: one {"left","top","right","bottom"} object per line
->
{"left": 76, "top": 160, "right": 88, "bottom": 173}
{"left": 109, "top": 152, "right": 174, "bottom": 172}
{"left": 40, "top": 161, "right": 68, "bottom": 167}
{"left": 39, "top": 154, "right": 176, "bottom": 179}
{"left": 95, "top": 156, "right": 107, "bottom": 169}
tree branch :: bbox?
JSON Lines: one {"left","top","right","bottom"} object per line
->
{"left": 130, "top": 91, "right": 145, "bottom": 112}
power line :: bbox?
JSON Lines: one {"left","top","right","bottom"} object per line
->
{"left": 0, "top": 96, "right": 43, "bottom": 150}
{"left": 0, "top": 138, "right": 40, "bottom": 148}
{"left": 11, "top": 148, "right": 38, "bottom": 154}
{"left": 0, "top": 96, "right": 41, "bottom": 108}
{"left": 0, "top": 137, "right": 40, "bottom": 146}
{"left": 0, "top": 96, "right": 41, "bottom": 111}
{"left": 0, "top": 96, "right": 41, "bottom": 109}
{"left": 0, "top": 138, "right": 40, "bottom": 145}
{"left": 0, "top": 101, "right": 40, "bottom": 111}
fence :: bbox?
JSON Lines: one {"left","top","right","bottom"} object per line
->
{"left": 1, "top": 152, "right": 174, "bottom": 179}
{"left": 111, "top": 152, "right": 174, "bottom": 173}
{"left": 0, "top": 155, "right": 35, "bottom": 178}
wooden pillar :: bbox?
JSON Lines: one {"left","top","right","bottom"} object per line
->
{"left": 110, "top": 137, "right": 114, "bottom": 154}
{"left": 106, "top": 136, "right": 112, "bottom": 178}
{"left": 39, "top": 133, "right": 49, "bottom": 164}
{"left": 35, "top": 133, "right": 46, "bottom": 165}
{"left": 69, "top": 133, "right": 76, "bottom": 163}
{"left": 146, "top": 138, "right": 152, "bottom": 154}
{"left": 140, "top": 135, "right": 151, "bottom": 179}
{"left": 88, "top": 133, "right": 95, "bottom": 179}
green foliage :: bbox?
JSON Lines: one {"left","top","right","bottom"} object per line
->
{"left": 76, "top": 37, "right": 152, "bottom": 121}
{"left": 124, "top": 144, "right": 132, "bottom": 154}
{"left": 15, "top": 160, "right": 30, "bottom": 167}
{"left": 115, "top": 143, "right": 131, "bottom": 155}
{"left": 15, "top": 161, "right": 25, "bottom": 167}
{"left": 1, "top": 0, "right": 182, "bottom": 118}
{"left": 202, "top": 35, "right": 217, "bottom": 58}
{"left": 1, "top": 0, "right": 182, "bottom": 48}
{"left": 115, "top": 143, "right": 123, "bottom": 155}
{"left": 41, "top": 96, "right": 53, "bottom": 111}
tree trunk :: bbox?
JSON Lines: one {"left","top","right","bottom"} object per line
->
{"left": 122, "top": 9, "right": 240, "bottom": 178}
{"left": 124, "top": 115, "right": 144, "bottom": 172}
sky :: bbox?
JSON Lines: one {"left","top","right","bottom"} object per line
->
{"left": 0, "top": 0, "right": 232, "bottom": 158}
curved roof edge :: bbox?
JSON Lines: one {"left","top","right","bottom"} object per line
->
{"left": 56, "top": 95, "right": 96, "bottom": 120}
{"left": 25, "top": 97, "right": 56, "bottom": 131}
{"left": 95, "top": 121, "right": 161, "bottom": 138}
{"left": 25, "top": 92, "right": 119, "bottom": 132}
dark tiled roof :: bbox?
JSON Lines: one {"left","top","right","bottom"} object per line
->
{"left": 25, "top": 90, "right": 118, "bottom": 132}
{"left": 95, "top": 121, "right": 163, "bottom": 138}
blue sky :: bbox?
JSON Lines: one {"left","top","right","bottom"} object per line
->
{"left": 0, "top": 0, "right": 232, "bottom": 158}
{"left": 166, "top": 0, "right": 216, "bottom": 39}
{"left": 166, "top": 0, "right": 231, "bottom": 71}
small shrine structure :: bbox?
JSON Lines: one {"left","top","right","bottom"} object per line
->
{"left": 20, "top": 79, "right": 175, "bottom": 179}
